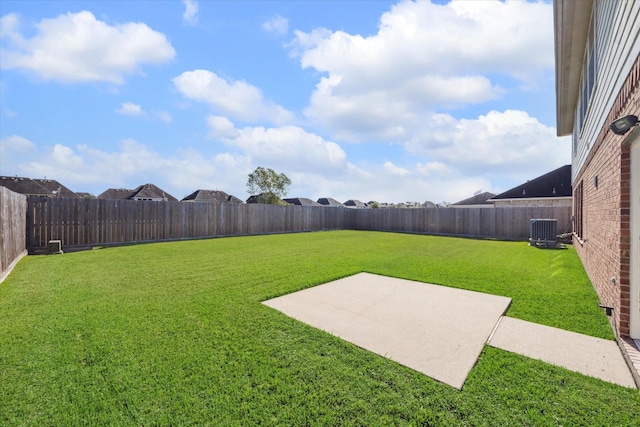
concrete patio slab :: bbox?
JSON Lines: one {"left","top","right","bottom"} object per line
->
{"left": 263, "top": 272, "right": 511, "bottom": 389}
{"left": 488, "top": 316, "right": 636, "bottom": 388}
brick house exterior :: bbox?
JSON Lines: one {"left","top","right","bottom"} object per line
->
{"left": 555, "top": 0, "right": 639, "bottom": 338}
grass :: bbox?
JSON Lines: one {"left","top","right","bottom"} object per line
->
{"left": 1, "top": 230, "right": 638, "bottom": 426}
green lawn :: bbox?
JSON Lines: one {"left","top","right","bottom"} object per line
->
{"left": 1, "top": 231, "right": 638, "bottom": 425}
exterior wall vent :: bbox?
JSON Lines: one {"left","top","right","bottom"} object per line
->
{"left": 529, "top": 219, "right": 557, "bottom": 248}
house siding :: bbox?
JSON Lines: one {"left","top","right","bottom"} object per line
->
{"left": 573, "top": 1, "right": 639, "bottom": 179}
{"left": 573, "top": 51, "right": 639, "bottom": 337}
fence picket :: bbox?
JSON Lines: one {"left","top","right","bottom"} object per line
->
{"left": 1, "top": 187, "right": 27, "bottom": 279}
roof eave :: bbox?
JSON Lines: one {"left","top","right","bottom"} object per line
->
{"left": 554, "top": 0, "right": 594, "bottom": 136}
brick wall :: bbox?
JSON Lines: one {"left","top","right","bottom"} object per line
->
{"left": 493, "top": 198, "right": 572, "bottom": 208}
{"left": 574, "top": 54, "right": 639, "bottom": 337}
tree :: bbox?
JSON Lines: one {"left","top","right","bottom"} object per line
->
{"left": 246, "top": 166, "right": 291, "bottom": 205}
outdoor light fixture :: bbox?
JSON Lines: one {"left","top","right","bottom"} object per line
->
{"left": 609, "top": 114, "right": 639, "bottom": 135}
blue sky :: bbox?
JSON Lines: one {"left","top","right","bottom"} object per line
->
{"left": 0, "top": 0, "right": 569, "bottom": 203}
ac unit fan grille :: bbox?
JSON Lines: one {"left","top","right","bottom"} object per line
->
{"left": 529, "top": 219, "right": 557, "bottom": 248}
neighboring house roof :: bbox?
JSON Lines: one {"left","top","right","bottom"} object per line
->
{"left": 422, "top": 201, "right": 438, "bottom": 208}
{"left": 97, "top": 188, "right": 135, "bottom": 199}
{"left": 33, "top": 178, "right": 81, "bottom": 198}
{"left": 97, "top": 184, "right": 177, "bottom": 201}
{"left": 246, "top": 195, "right": 261, "bottom": 204}
{"left": 317, "top": 197, "right": 344, "bottom": 207}
{"left": 0, "top": 176, "right": 53, "bottom": 196}
{"left": 344, "top": 199, "right": 367, "bottom": 207}
{"left": 490, "top": 165, "right": 572, "bottom": 200}
{"left": 452, "top": 192, "right": 496, "bottom": 206}
{"left": 182, "top": 189, "right": 243, "bottom": 203}
{"left": 76, "top": 192, "right": 96, "bottom": 199}
{"left": 284, "top": 197, "right": 322, "bottom": 206}
{"left": 246, "top": 193, "right": 284, "bottom": 204}
{"left": 129, "top": 184, "right": 178, "bottom": 201}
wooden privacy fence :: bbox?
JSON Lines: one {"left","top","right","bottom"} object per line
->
{"left": 25, "top": 197, "right": 572, "bottom": 252}
{"left": 351, "top": 206, "right": 572, "bottom": 240}
{"left": 1, "top": 187, "right": 27, "bottom": 280}
{"left": 26, "top": 197, "right": 350, "bottom": 252}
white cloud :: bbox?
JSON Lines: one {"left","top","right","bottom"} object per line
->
{"left": 262, "top": 14, "right": 288, "bottom": 35}
{"left": 207, "top": 117, "right": 346, "bottom": 173}
{"left": 0, "top": 13, "right": 20, "bottom": 39}
{"left": 50, "top": 144, "right": 84, "bottom": 168}
{"left": 115, "top": 102, "right": 172, "bottom": 123}
{"left": 182, "top": 0, "right": 199, "bottom": 26}
{"left": 287, "top": 27, "right": 332, "bottom": 57}
{"left": 296, "top": 1, "right": 552, "bottom": 82}
{"left": 207, "top": 115, "right": 239, "bottom": 139}
{"left": 0, "top": 134, "right": 36, "bottom": 167}
{"left": 291, "top": 0, "right": 553, "bottom": 142}
{"left": 154, "top": 111, "right": 173, "bottom": 124}
{"left": 384, "top": 161, "right": 409, "bottom": 176}
{"left": 116, "top": 102, "right": 143, "bottom": 116}
{"left": 3, "top": 108, "right": 18, "bottom": 118}
{"left": 25, "top": 138, "right": 168, "bottom": 182}
{"left": 0, "top": 134, "right": 35, "bottom": 153}
{"left": 173, "top": 70, "right": 294, "bottom": 125}
{"left": 1, "top": 135, "right": 201, "bottom": 197}
{"left": 404, "top": 110, "right": 569, "bottom": 178}
{"left": 233, "top": 126, "right": 346, "bottom": 172}
{"left": 416, "top": 161, "right": 452, "bottom": 177}
{"left": 0, "top": 11, "right": 175, "bottom": 83}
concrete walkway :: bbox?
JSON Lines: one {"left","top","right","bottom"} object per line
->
{"left": 263, "top": 273, "right": 637, "bottom": 390}
{"left": 488, "top": 316, "right": 636, "bottom": 388}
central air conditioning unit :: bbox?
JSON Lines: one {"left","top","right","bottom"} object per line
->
{"left": 529, "top": 219, "right": 557, "bottom": 248}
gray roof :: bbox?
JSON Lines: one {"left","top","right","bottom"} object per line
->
{"left": 98, "top": 184, "right": 178, "bottom": 201}
{"left": 452, "top": 192, "right": 496, "bottom": 206}
{"left": 284, "top": 197, "right": 322, "bottom": 206}
{"left": 246, "top": 194, "right": 261, "bottom": 204}
{"left": 129, "top": 184, "right": 178, "bottom": 201}
{"left": 182, "top": 189, "right": 242, "bottom": 203}
{"left": 246, "top": 193, "right": 285, "bottom": 204}
{"left": 317, "top": 197, "right": 344, "bottom": 206}
{"left": 76, "top": 192, "right": 96, "bottom": 199}
{"left": 1, "top": 176, "right": 80, "bottom": 198}
{"left": 344, "top": 199, "right": 367, "bottom": 207}
{"left": 0, "top": 176, "right": 53, "bottom": 196}
{"left": 33, "top": 178, "right": 81, "bottom": 198}
{"left": 490, "top": 165, "right": 571, "bottom": 200}
{"left": 98, "top": 188, "right": 135, "bottom": 199}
